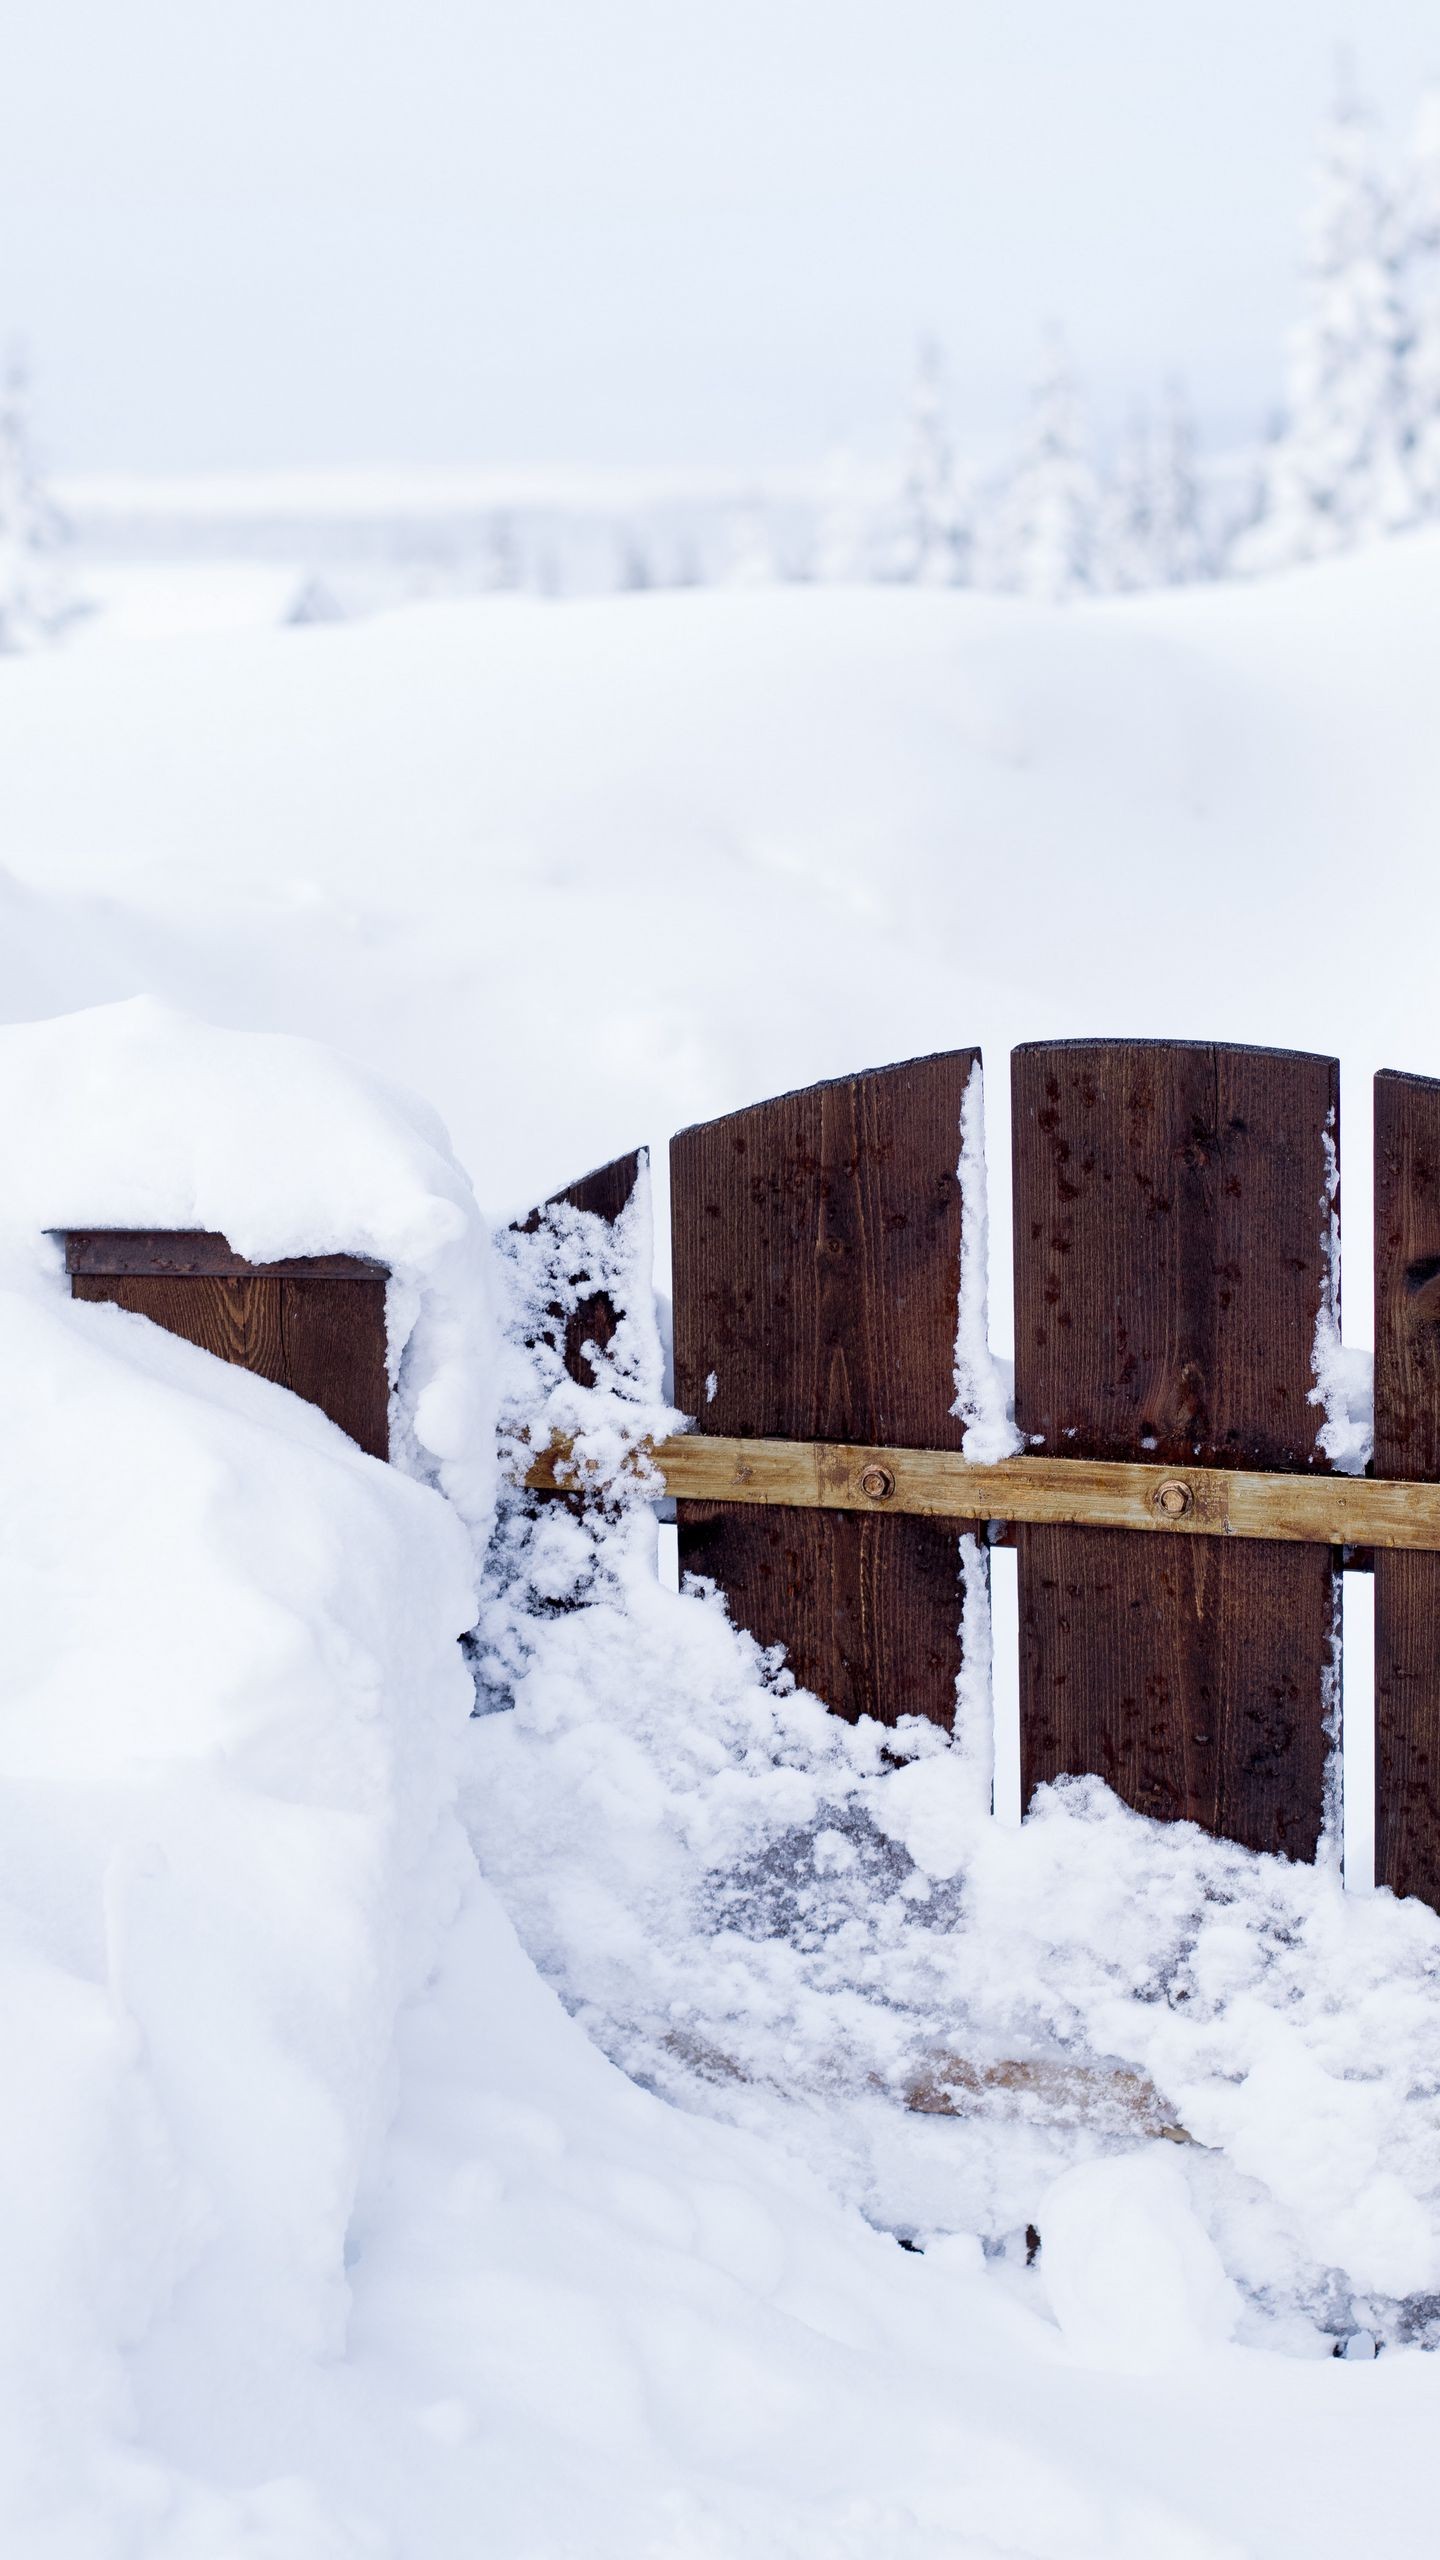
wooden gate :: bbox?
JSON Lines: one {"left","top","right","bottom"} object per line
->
{"left": 531, "top": 1038, "right": 1440, "bottom": 1914}
{"left": 70, "top": 1049, "right": 1440, "bottom": 1910}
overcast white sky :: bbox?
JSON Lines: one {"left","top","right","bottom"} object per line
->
{"left": 4, "top": 0, "right": 1439, "bottom": 474}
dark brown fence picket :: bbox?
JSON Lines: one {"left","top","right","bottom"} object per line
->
{"left": 1374, "top": 1071, "right": 1440, "bottom": 1907}
{"left": 670, "top": 1051, "right": 980, "bottom": 1727}
{"left": 1010, "top": 1040, "right": 1340, "bottom": 1857}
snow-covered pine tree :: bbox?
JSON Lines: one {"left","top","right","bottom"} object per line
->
{"left": 0, "top": 354, "right": 75, "bottom": 652}
{"left": 1148, "top": 379, "right": 1211, "bottom": 582}
{"left": 1234, "top": 88, "right": 1416, "bottom": 572}
{"left": 285, "top": 574, "right": 344, "bottom": 626}
{"left": 979, "top": 330, "right": 1098, "bottom": 601}
{"left": 1093, "top": 408, "right": 1154, "bottom": 591}
{"left": 482, "top": 512, "right": 521, "bottom": 591}
{"left": 1400, "top": 83, "right": 1440, "bottom": 515}
{"left": 893, "top": 339, "right": 969, "bottom": 584}
{"left": 720, "top": 498, "right": 780, "bottom": 586}
{"left": 813, "top": 445, "right": 872, "bottom": 583}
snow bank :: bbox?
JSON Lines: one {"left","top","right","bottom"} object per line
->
{"left": 0, "top": 1001, "right": 499, "bottom": 2539}
{"left": 0, "top": 1289, "right": 478, "bottom": 2547}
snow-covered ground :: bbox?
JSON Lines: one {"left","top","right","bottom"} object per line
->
{"left": 8, "top": 536, "right": 1440, "bottom": 1300}
{"left": 67, "top": 562, "right": 307, "bottom": 645}
{"left": 6, "top": 548, "right": 1440, "bottom": 2554}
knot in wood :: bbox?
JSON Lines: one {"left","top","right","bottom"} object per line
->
{"left": 858, "top": 1463, "right": 897, "bottom": 1501}
{"left": 1154, "top": 1477, "right": 1194, "bottom": 1520}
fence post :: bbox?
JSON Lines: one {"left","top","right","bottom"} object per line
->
{"left": 1010, "top": 1040, "right": 1340, "bottom": 1856}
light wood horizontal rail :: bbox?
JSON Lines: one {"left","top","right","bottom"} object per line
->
{"left": 523, "top": 1432, "right": 1440, "bottom": 1554}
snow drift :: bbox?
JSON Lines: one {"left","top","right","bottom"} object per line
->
{"left": 0, "top": 1006, "right": 485, "bottom": 2548}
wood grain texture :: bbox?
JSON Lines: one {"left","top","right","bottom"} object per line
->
{"left": 527, "top": 1431, "right": 1440, "bottom": 1548}
{"left": 70, "top": 1243, "right": 390, "bottom": 1459}
{"left": 1012, "top": 1039, "right": 1340, "bottom": 1856}
{"left": 671, "top": 1050, "right": 979, "bottom": 1728}
{"left": 72, "top": 1272, "right": 288, "bottom": 1379}
{"left": 63, "top": 1230, "right": 382, "bottom": 1280}
{"left": 1374, "top": 1069, "right": 1440, "bottom": 1908}
{"left": 279, "top": 1276, "right": 390, "bottom": 1459}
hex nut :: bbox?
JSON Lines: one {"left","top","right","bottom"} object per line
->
{"left": 1154, "top": 1478, "right": 1194, "bottom": 1519}
{"left": 858, "top": 1463, "right": 897, "bottom": 1501}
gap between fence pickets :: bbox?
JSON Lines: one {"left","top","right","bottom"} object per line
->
{"left": 523, "top": 1431, "right": 1440, "bottom": 1555}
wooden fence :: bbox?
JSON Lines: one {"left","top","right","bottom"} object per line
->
{"left": 59, "top": 1038, "right": 1440, "bottom": 1918}
{"left": 60, "top": 1229, "right": 391, "bottom": 1459}
{"left": 532, "top": 1040, "right": 1440, "bottom": 1917}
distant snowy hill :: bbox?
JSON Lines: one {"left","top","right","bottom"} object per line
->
{"left": 3, "top": 538, "right": 1439, "bottom": 1323}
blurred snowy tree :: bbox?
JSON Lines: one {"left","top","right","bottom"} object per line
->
{"left": 285, "top": 574, "right": 344, "bottom": 626}
{"left": 721, "top": 499, "right": 780, "bottom": 586}
{"left": 980, "top": 332, "right": 1098, "bottom": 600}
{"left": 482, "top": 513, "right": 521, "bottom": 592}
{"left": 893, "top": 339, "right": 969, "bottom": 583}
{"left": 0, "top": 355, "right": 76, "bottom": 651}
{"left": 1235, "top": 90, "right": 1416, "bottom": 570}
{"left": 813, "top": 446, "right": 873, "bottom": 583}
{"left": 1093, "top": 408, "right": 1154, "bottom": 591}
{"left": 1401, "top": 84, "right": 1440, "bottom": 513}
{"left": 1147, "top": 382, "right": 1211, "bottom": 583}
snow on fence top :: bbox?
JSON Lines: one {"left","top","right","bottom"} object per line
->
{"left": 0, "top": 995, "right": 497, "bottom": 1528}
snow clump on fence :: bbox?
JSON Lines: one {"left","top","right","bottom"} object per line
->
{"left": 0, "top": 994, "right": 497, "bottom": 1528}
